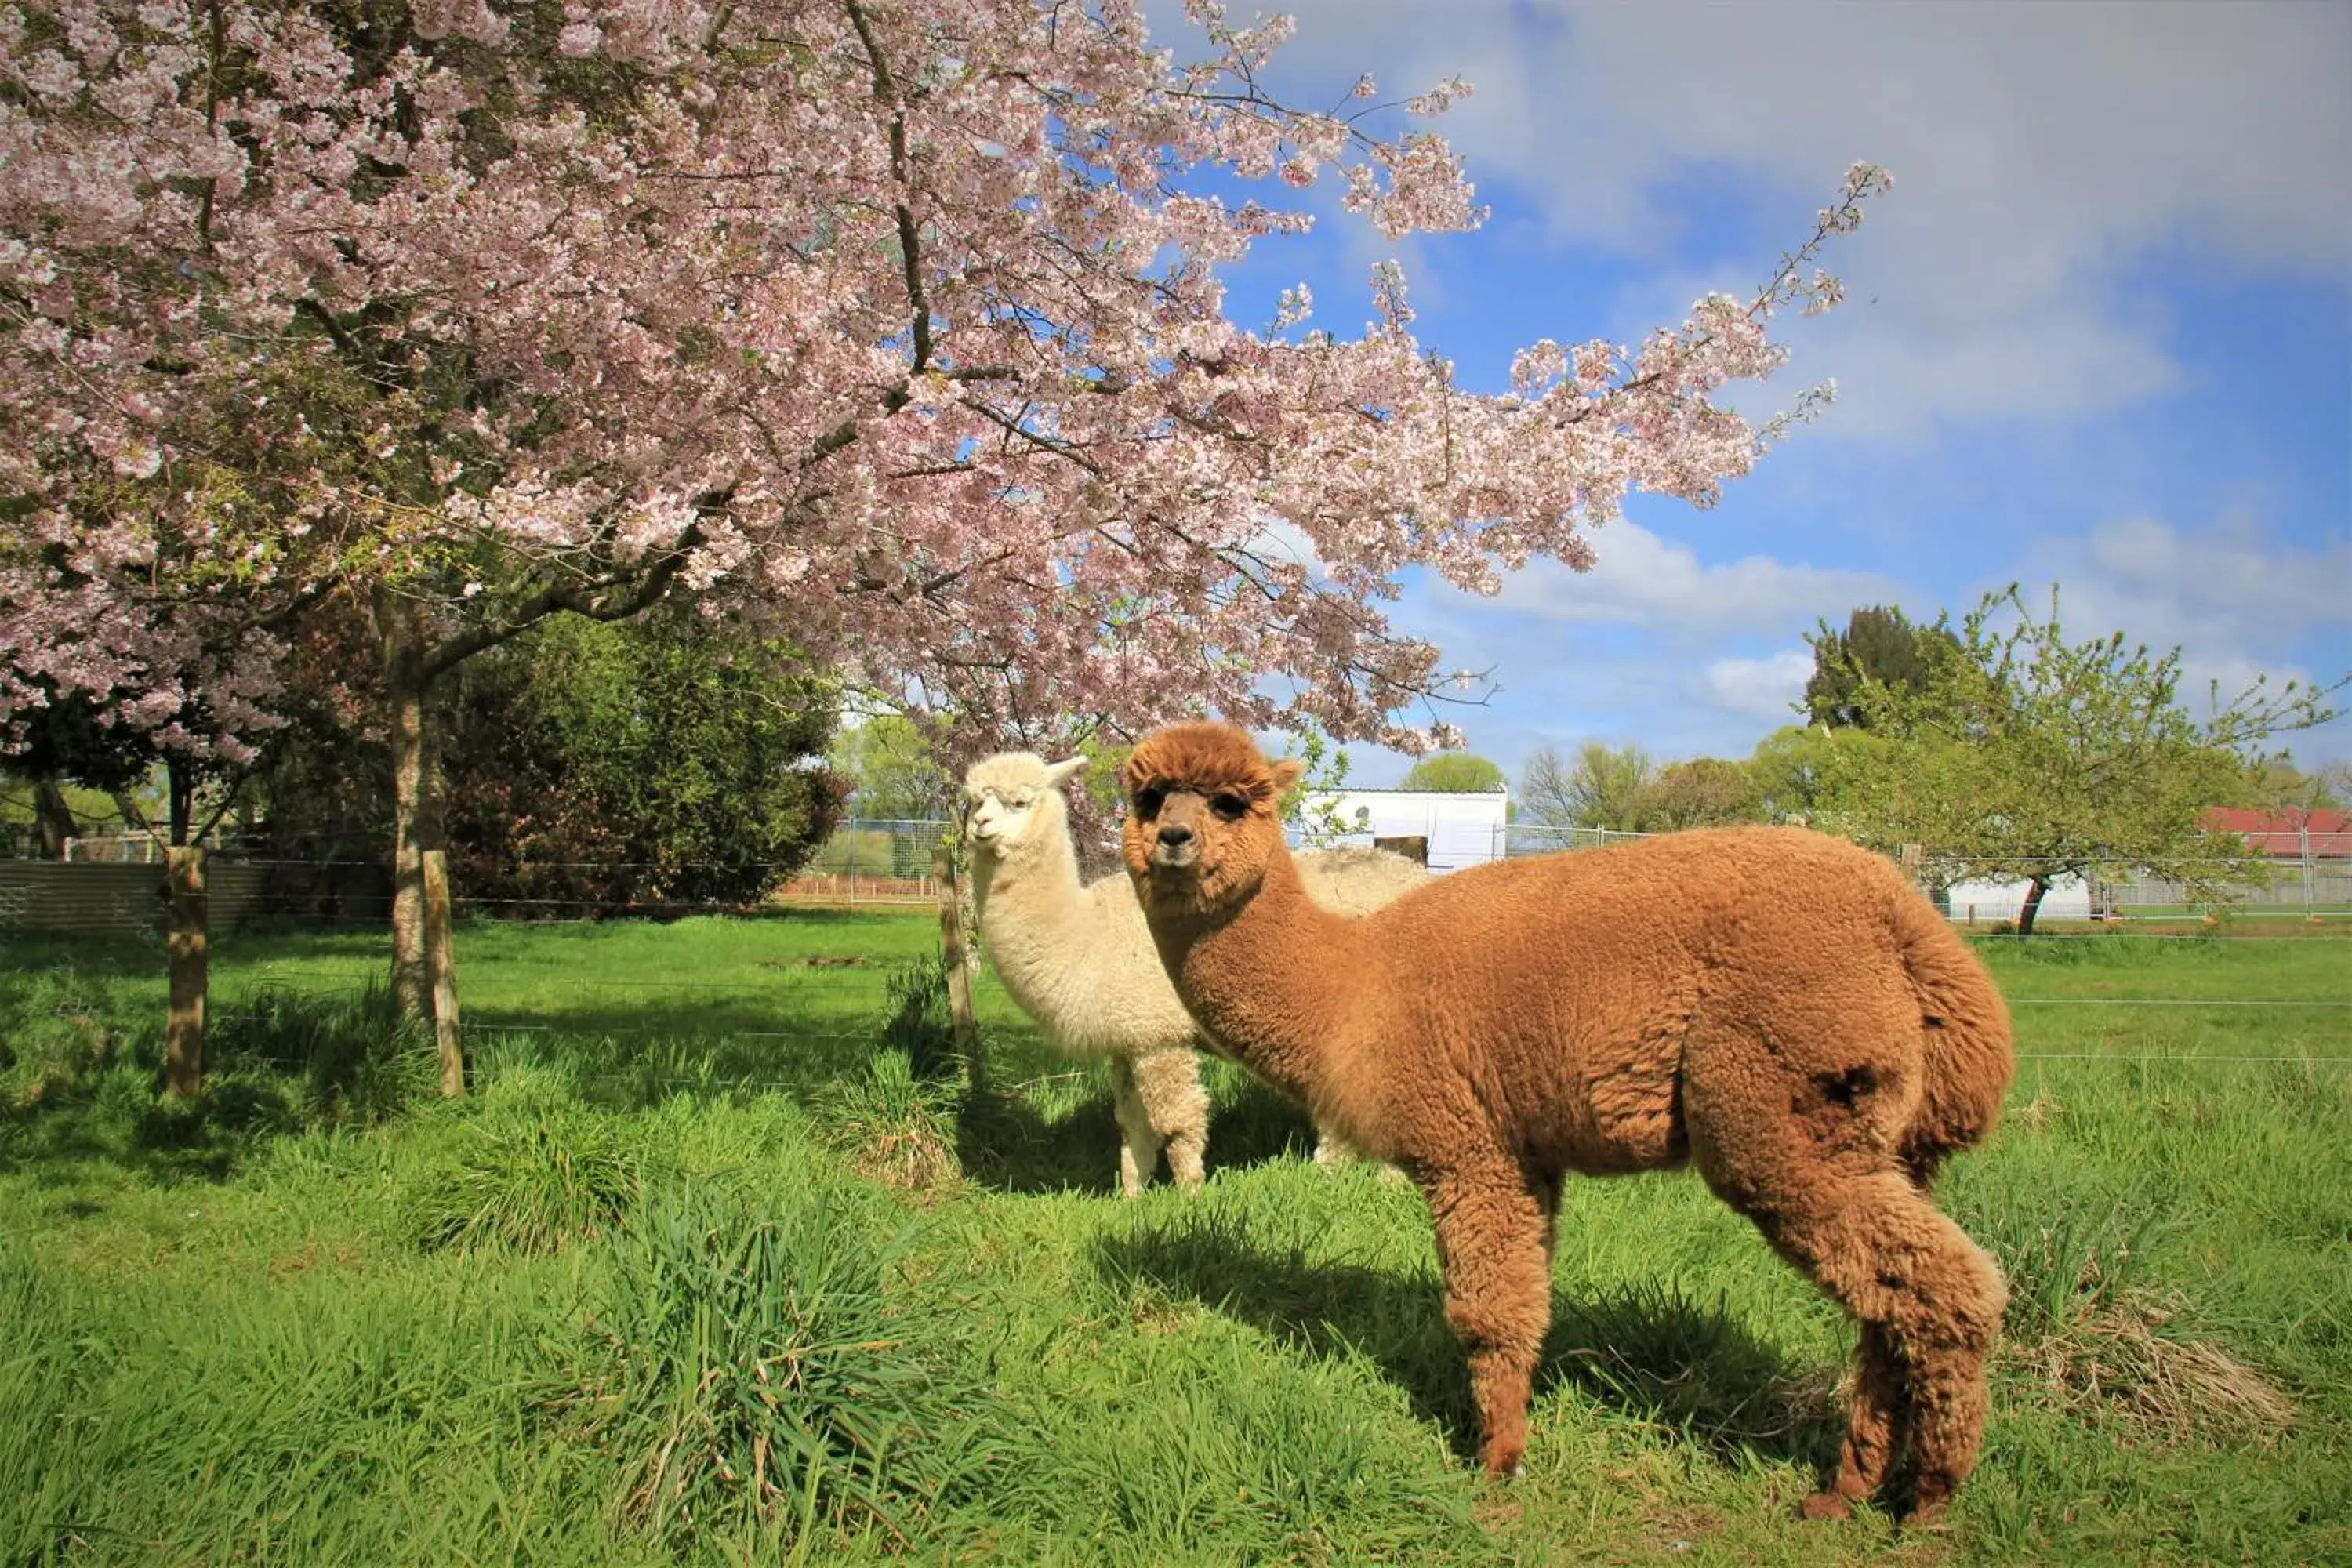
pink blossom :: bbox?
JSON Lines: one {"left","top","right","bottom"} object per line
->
{"left": 0, "top": 0, "right": 1882, "bottom": 768}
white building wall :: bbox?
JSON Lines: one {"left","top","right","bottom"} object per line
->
{"left": 1944, "top": 873, "right": 2092, "bottom": 924}
{"left": 1296, "top": 789, "right": 1510, "bottom": 874}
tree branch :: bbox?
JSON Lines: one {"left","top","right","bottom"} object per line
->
{"left": 422, "top": 488, "right": 732, "bottom": 680}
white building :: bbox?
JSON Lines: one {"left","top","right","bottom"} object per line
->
{"left": 1942, "top": 873, "right": 2093, "bottom": 925}
{"left": 1294, "top": 789, "right": 1511, "bottom": 874}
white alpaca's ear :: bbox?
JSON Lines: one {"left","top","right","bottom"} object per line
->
{"left": 1044, "top": 756, "right": 1088, "bottom": 787}
{"left": 1269, "top": 758, "right": 1306, "bottom": 792}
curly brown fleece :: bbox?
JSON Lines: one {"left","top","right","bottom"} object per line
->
{"left": 1118, "top": 721, "right": 2014, "bottom": 1523}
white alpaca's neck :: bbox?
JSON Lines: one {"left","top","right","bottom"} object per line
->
{"left": 971, "top": 807, "right": 1135, "bottom": 1036}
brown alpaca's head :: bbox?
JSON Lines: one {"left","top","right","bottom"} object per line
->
{"left": 1120, "top": 722, "right": 1301, "bottom": 914}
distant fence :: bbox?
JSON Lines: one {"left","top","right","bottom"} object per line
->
{"left": 0, "top": 818, "right": 960, "bottom": 935}
{"left": 1502, "top": 822, "right": 2347, "bottom": 921}
{"left": 1497, "top": 823, "right": 1653, "bottom": 858}
{"left": 0, "top": 858, "right": 270, "bottom": 938}
{"left": 781, "top": 818, "right": 952, "bottom": 904}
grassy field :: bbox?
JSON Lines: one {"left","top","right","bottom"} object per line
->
{"left": 2, "top": 913, "right": 2348, "bottom": 1565}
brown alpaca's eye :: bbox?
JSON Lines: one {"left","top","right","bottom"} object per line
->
{"left": 1134, "top": 786, "right": 1165, "bottom": 817}
{"left": 1210, "top": 792, "right": 1249, "bottom": 821}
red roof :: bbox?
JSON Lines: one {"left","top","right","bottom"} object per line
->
{"left": 2200, "top": 807, "right": 2352, "bottom": 858}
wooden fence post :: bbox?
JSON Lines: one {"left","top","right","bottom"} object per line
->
{"left": 933, "top": 845, "right": 984, "bottom": 1091}
{"left": 422, "top": 848, "right": 464, "bottom": 1096}
{"left": 163, "top": 844, "right": 207, "bottom": 1098}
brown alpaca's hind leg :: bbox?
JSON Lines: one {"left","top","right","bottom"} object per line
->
{"left": 1802, "top": 1321, "right": 1912, "bottom": 1520}
{"left": 1687, "top": 1088, "right": 2004, "bottom": 1523}
{"left": 1419, "top": 1160, "right": 1555, "bottom": 1478}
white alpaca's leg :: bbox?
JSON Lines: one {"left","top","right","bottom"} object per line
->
{"left": 1131, "top": 1045, "right": 1209, "bottom": 1192}
{"left": 1315, "top": 1123, "right": 1405, "bottom": 1181}
{"left": 1106, "top": 1056, "right": 1162, "bottom": 1198}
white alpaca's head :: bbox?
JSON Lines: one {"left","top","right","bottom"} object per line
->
{"left": 960, "top": 752, "right": 1087, "bottom": 858}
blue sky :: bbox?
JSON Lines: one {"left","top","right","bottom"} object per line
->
{"left": 1149, "top": 0, "right": 2352, "bottom": 786}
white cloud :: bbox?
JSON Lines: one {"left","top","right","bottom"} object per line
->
{"left": 2024, "top": 511, "right": 2349, "bottom": 666}
{"left": 1704, "top": 649, "right": 1817, "bottom": 717}
{"left": 1474, "top": 519, "right": 1907, "bottom": 635}
{"left": 2017, "top": 511, "right": 2352, "bottom": 757}
{"left": 1223, "top": 0, "right": 2352, "bottom": 439}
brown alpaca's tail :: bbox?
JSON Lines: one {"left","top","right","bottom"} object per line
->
{"left": 1893, "top": 895, "right": 2016, "bottom": 1183}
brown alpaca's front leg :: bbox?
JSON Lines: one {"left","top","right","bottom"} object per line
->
{"left": 1421, "top": 1160, "right": 1555, "bottom": 1478}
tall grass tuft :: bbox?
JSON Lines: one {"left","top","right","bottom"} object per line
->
{"left": 213, "top": 981, "right": 434, "bottom": 1126}
{"left": 877, "top": 955, "right": 960, "bottom": 1082}
{"left": 560, "top": 1182, "right": 1000, "bottom": 1552}
{"left": 1965, "top": 1174, "right": 2297, "bottom": 1445}
{"left": 0, "top": 966, "right": 156, "bottom": 1109}
{"left": 413, "top": 1078, "right": 641, "bottom": 1253}
{"left": 817, "top": 1047, "right": 962, "bottom": 1191}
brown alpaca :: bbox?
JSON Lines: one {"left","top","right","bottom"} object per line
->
{"left": 1119, "top": 722, "right": 2013, "bottom": 1523}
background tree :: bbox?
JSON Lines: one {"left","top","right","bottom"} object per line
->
{"left": 3, "top": 2, "right": 1884, "bottom": 1086}
{"left": 1396, "top": 753, "right": 1508, "bottom": 793}
{"left": 4, "top": 688, "right": 158, "bottom": 856}
{"left": 829, "top": 717, "right": 954, "bottom": 826}
{"left": 1746, "top": 722, "right": 1917, "bottom": 827}
{"left": 2248, "top": 757, "right": 2350, "bottom": 818}
{"left": 1634, "top": 757, "right": 1762, "bottom": 830}
{"left": 1519, "top": 741, "right": 1658, "bottom": 830}
{"left": 1815, "top": 584, "right": 2344, "bottom": 933}
{"left": 438, "top": 612, "right": 843, "bottom": 916}
{"left": 1805, "top": 605, "right": 1954, "bottom": 729}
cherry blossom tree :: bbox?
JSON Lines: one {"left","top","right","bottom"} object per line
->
{"left": 2, "top": 0, "right": 1885, "bottom": 1089}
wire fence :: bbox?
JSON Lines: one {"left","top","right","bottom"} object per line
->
{"left": 9, "top": 815, "right": 2352, "bottom": 936}
{"left": 1495, "top": 822, "right": 2352, "bottom": 923}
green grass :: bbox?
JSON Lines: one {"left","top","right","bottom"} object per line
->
{"left": 2, "top": 914, "right": 2348, "bottom": 1564}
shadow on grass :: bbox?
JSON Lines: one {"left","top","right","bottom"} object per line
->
{"left": 953, "top": 1074, "right": 1323, "bottom": 1196}
{"left": 1094, "top": 1209, "right": 1844, "bottom": 1475}
{"left": 1, "top": 1083, "right": 274, "bottom": 1185}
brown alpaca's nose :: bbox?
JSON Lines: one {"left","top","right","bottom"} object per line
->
{"left": 1157, "top": 822, "right": 1194, "bottom": 848}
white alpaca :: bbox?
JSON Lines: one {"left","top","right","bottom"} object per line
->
{"left": 961, "top": 751, "right": 1425, "bottom": 1195}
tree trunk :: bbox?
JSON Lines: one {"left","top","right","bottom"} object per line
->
{"left": 163, "top": 843, "right": 208, "bottom": 1098}
{"left": 376, "top": 586, "right": 469, "bottom": 1091}
{"left": 2016, "top": 875, "right": 2049, "bottom": 937}
{"left": 932, "top": 845, "right": 984, "bottom": 1093}
{"left": 31, "top": 775, "right": 77, "bottom": 858}
{"left": 422, "top": 847, "right": 464, "bottom": 1096}
{"left": 379, "top": 587, "right": 434, "bottom": 1020}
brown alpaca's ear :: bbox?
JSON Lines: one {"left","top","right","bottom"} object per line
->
{"left": 1116, "top": 753, "right": 1149, "bottom": 801}
{"left": 1268, "top": 757, "right": 1305, "bottom": 794}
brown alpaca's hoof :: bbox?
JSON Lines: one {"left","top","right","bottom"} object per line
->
{"left": 1479, "top": 1444, "right": 1525, "bottom": 1479}
{"left": 1900, "top": 1475, "right": 1956, "bottom": 1527}
{"left": 1799, "top": 1491, "right": 1854, "bottom": 1522}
